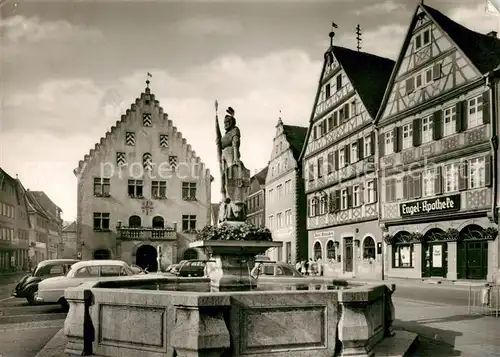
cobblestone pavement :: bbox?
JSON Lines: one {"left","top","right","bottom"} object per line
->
{"left": 0, "top": 297, "right": 66, "bottom": 357}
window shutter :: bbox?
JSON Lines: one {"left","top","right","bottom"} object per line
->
{"left": 456, "top": 101, "right": 467, "bottom": 132}
{"left": 370, "top": 131, "right": 376, "bottom": 156}
{"left": 344, "top": 103, "right": 350, "bottom": 120}
{"left": 414, "top": 173, "right": 422, "bottom": 199}
{"left": 402, "top": 176, "right": 409, "bottom": 200}
{"left": 432, "top": 63, "right": 442, "bottom": 80}
{"left": 347, "top": 187, "right": 353, "bottom": 208}
{"left": 335, "top": 190, "right": 341, "bottom": 212}
{"left": 458, "top": 161, "right": 468, "bottom": 191}
{"left": 386, "top": 178, "right": 394, "bottom": 202}
{"left": 372, "top": 180, "right": 378, "bottom": 203}
{"left": 358, "top": 137, "right": 364, "bottom": 159}
{"left": 313, "top": 126, "right": 317, "bottom": 139}
{"left": 327, "top": 152, "right": 334, "bottom": 174}
{"left": 432, "top": 110, "right": 443, "bottom": 140}
{"left": 434, "top": 166, "right": 443, "bottom": 195}
{"left": 378, "top": 133, "right": 385, "bottom": 157}
{"left": 485, "top": 155, "right": 492, "bottom": 187}
{"left": 405, "top": 77, "right": 415, "bottom": 94}
{"left": 334, "top": 150, "right": 339, "bottom": 170}
{"left": 344, "top": 144, "right": 350, "bottom": 165}
{"left": 394, "top": 126, "right": 402, "bottom": 153}
{"left": 359, "top": 184, "right": 365, "bottom": 205}
{"left": 307, "top": 199, "right": 311, "bottom": 217}
{"left": 413, "top": 118, "right": 422, "bottom": 147}
{"left": 329, "top": 192, "right": 335, "bottom": 212}
{"left": 483, "top": 91, "right": 491, "bottom": 124}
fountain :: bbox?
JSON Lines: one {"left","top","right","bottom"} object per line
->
{"left": 62, "top": 103, "right": 418, "bottom": 357}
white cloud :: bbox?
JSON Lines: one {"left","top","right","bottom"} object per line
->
{"left": 354, "top": 0, "right": 404, "bottom": 16}
{"left": 0, "top": 15, "right": 102, "bottom": 44}
{"left": 172, "top": 15, "right": 244, "bottom": 36}
{"left": 1, "top": 49, "right": 320, "bottom": 220}
{"left": 448, "top": 4, "right": 500, "bottom": 34}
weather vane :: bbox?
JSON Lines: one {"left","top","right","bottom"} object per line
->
{"left": 356, "top": 24, "right": 362, "bottom": 51}
{"left": 146, "top": 72, "right": 152, "bottom": 88}
{"left": 329, "top": 22, "right": 339, "bottom": 47}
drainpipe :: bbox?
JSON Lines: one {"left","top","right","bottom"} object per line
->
{"left": 486, "top": 71, "right": 498, "bottom": 224}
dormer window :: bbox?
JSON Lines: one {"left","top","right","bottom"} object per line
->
{"left": 415, "top": 28, "right": 431, "bottom": 50}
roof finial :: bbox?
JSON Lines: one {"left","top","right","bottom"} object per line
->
{"left": 356, "top": 24, "right": 362, "bottom": 52}
{"left": 15, "top": 173, "right": 18, "bottom": 179}
{"left": 146, "top": 72, "right": 152, "bottom": 88}
{"left": 329, "top": 22, "right": 338, "bottom": 47}
{"left": 276, "top": 110, "right": 283, "bottom": 126}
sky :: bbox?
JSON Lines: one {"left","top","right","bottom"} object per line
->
{"left": 1, "top": 0, "right": 499, "bottom": 222}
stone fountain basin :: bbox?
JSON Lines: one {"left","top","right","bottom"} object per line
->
{"left": 63, "top": 276, "right": 395, "bottom": 357}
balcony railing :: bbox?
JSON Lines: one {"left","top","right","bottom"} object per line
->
{"left": 117, "top": 226, "right": 176, "bottom": 241}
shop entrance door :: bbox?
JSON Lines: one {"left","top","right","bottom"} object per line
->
{"left": 457, "top": 241, "right": 488, "bottom": 280}
{"left": 422, "top": 243, "right": 447, "bottom": 278}
{"left": 344, "top": 237, "right": 353, "bottom": 273}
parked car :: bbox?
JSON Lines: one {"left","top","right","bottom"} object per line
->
{"left": 165, "top": 263, "right": 179, "bottom": 274}
{"left": 256, "top": 255, "right": 271, "bottom": 262}
{"left": 251, "top": 261, "right": 303, "bottom": 279}
{"left": 12, "top": 259, "right": 79, "bottom": 304}
{"left": 176, "top": 260, "right": 207, "bottom": 277}
{"left": 35, "top": 260, "right": 148, "bottom": 310}
{"left": 130, "top": 264, "right": 148, "bottom": 275}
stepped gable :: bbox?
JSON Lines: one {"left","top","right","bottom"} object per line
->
{"left": 282, "top": 124, "right": 308, "bottom": 161}
{"left": 330, "top": 46, "right": 395, "bottom": 119}
{"left": 422, "top": 4, "right": 500, "bottom": 74}
{"left": 252, "top": 166, "right": 268, "bottom": 186}
{"left": 73, "top": 86, "right": 209, "bottom": 179}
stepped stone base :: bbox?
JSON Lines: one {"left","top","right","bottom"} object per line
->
{"left": 371, "top": 330, "right": 419, "bottom": 357}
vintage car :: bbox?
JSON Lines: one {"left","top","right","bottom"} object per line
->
{"left": 12, "top": 259, "right": 79, "bottom": 304}
{"left": 35, "top": 260, "right": 148, "bottom": 310}
{"left": 250, "top": 261, "right": 303, "bottom": 279}
{"left": 176, "top": 260, "right": 207, "bottom": 277}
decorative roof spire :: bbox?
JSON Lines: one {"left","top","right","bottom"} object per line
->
{"left": 329, "top": 22, "right": 338, "bottom": 47}
{"left": 276, "top": 110, "right": 283, "bottom": 126}
{"left": 356, "top": 24, "right": 362, "bottom": 52}
{"left": 146, "top": 72, "right": 152, "bottom": 89}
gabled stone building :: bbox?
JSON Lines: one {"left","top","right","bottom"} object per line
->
{"left": 74, "top": 81, "right": 212, "bottom": 271}
{"left": 300, "top": 41, "right": 394, "bottom": 279}
{"left": 376, "top": 4, "right": 500, "bottom": 281}
{"left": 246, "top": 167, "right": 268, "bottom": 228}
{"left": 265, "top": 119, "right": 308, "bottom": 263}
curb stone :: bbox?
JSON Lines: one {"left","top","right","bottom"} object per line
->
{"left": 34, "top": 328, "right": 68, "bottom": 357}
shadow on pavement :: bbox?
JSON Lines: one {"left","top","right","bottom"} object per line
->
{"left": 412, "top": 314, "right": 483, "bottom": 324}
{"left": 395, "top": 319, "right": 462, "bottom": 356}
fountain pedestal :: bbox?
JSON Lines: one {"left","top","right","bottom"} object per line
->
{"left": 189, "top": 238, "right": 282, "bottom": 292}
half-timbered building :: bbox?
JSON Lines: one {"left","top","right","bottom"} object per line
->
{"left": 74, "top": 81, "right": 212, "bottom": 271}
{"left": 300, "top": 43, "right": 394, "bottom": 279}
{"left": 246, "top": 167, "right": 268, "bottom": 228}
{"left": 376, "top": 4, "right": 500, "bottom": 281}
{"left": 265, "top": 119, "right": 308, "bottom": 263}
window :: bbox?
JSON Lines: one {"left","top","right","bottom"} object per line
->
{"left": 415, "top": 73, "right": 423, "bottom": 88}
{"left": 182, "top": 215, "right": 197, "bottom": 232}
{"left": 469, "top": 157, "right": 485, "bottom": 189}
{"left": 125, "top": 132, "right": 135, "bottom": 146}
{"left": 93, "top": 213, "right": 110, "bottom": 231}
{"left": 468, "top": 95, "right": 483, "bottom": 129}
{"left": 350, "top": 142, "right": 358, "bottom": 163}
{"left": 284, "top": 180, "right": 292, "bottom": 194}
{"left": 363, "top": 237, "right": 376, "bottom": 260}
{"left": 326, "top": 240, "right": 336, "bottom": 259}
{"left": 319, "top": 196, "right": 327, "bottom": 214}
{"left": 364, "top": 135, "right": 372, "bottom": 157}
{"left": 422, "top": 169, "right": 435, "bottom": 197}
{"left": 152, "top": 181, "right": 167, "bottom": 198}
{"left": 444, "top": 164, "right": 459, "bottom": 193}
{"left": 75, "top": 266, "right": 99, "bottom": 277}
{"left": 317, "top": 157, "right": 324, "bottom": 178}
{"left": 159, "top": 134, "right": 169, "bottom": 148}
{"left": 268, "top": 189, "right": 273, "bottom": 204}
{"left": 285, "top": 209, "right": 292, "bottom": 225}
{"left": 277, "top": 163, "right": 281, "bottom": 173}
{"left": 49, "top": 265, "right": 64, "bottom": 276}
{"left": 341, "top": 188, "right": 348, "bottom": 210}
{"left": 336, "top": 74, "right": 342, "bottom": 91}
{"left": 309, "top": 198, "right": 318, "bottom": 217}
{"left": 182, "top": 182, "right": 197, "bottom": 200}
{"left": 268, "top": 215, "right": 274, "bottom": 228}
{"left": 443, "top": 106, "right": 456, "bottom": 136}
{"left": 128, "top": 180, "right": 143, "bottom": 198}
{"left": 277, "top": 213, "right": 282, "bottom": 228}
{"left": 339, "top": 148, "right": 345, "bottom": 167}
{"left": 94, "top": 178, "right": 110, "bottom": 197}
{"left": 277, "top": 184, "right": 283, "bottom": 197}
{"left": 325, "top": 83, "right": 331, "bottom": 98}
{"left": 415, "top": 28, "right": 431, "bottom": 50}
{"left": 143, "top": 113, "right": 152, "bottom": 126}
{"left": 284, "top": 158, "right": 288, "bottom": 170}
{"left": 350, "top": 100, "right": 356, "bottom": 116}
{"left": 393, "top": 244, "right": 414, "bottom": 268}
{"left": 353, "top": 185, "right": 360, "bottom": 207}
{"left": 308, "top": 163, "right": 314, "bottom": 181}
{"left": 384, "top": 130, "right": 394, "bottom": 154}
{"left": 422, "top": 116, "right": 433, "bottom": 143}
{"left": 366, "top": 181, "right": 376, "bottom": 203}
{"left": 327, "top": 152, "right": 334, "bottom": 174}
{"left": 402, "top": 123, "right": 413, "bottom": 150}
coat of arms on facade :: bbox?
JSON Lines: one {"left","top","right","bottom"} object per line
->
{"left": 142, "top": 200, "right": 154, "bottom": 215}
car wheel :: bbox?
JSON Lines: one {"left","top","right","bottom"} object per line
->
{"left": 26, "top": 287, "right": 37, "bottom": 305}
{"left": 59, "top": 298, "right": 69, "bottom": 312}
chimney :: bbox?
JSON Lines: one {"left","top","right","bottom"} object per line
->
{"left": 486, "top": 31, "right": 497, "bottom": 38}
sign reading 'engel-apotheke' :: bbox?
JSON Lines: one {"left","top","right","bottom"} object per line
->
{"left": 399, "top": 194, "right": 461, "bottom": 217}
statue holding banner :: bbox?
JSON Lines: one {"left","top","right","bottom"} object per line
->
{"left": 215, "top": 102, "right": 251, "bottom": 223}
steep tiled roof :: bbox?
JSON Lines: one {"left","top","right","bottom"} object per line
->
{"left": 423, "top": 4, "right": 500, "bottom": 74}
{"left": 63, "top": 221, "right": 76, "bottom": 232}
{"left": 331, "top": 46, "right": 395, "bottom": 119}
{"left": 29, "top": 191, "right": 61, "bottom": 222}
{"left": 252, "top": 166, "right": 268, "bottom": 186}
{"left": 282, "top": 125, "right": 308, "bottom": 161}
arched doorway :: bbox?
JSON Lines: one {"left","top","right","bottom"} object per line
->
{"left": 183, "top": 249, "right": 198, "bottom": 260}
{"left": 422, "top": 229, "right": 447, "bottom": 278}
{"left": 93, "top": 249, "right": 111, "bottom": 260}
{"left": 152, "top": 216, "right": 164, "bottom": 229}
{"left": 313, "top": 241, "right": 322, "bottom": 260}
{"left": 129, "top": 215, "right": 141, "bottom": 227}
{"left": 136, "top": 245, "right": 158, "bottom": 272}
{"left": 457, "top": 225, "right": 488, "bottom": 280}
